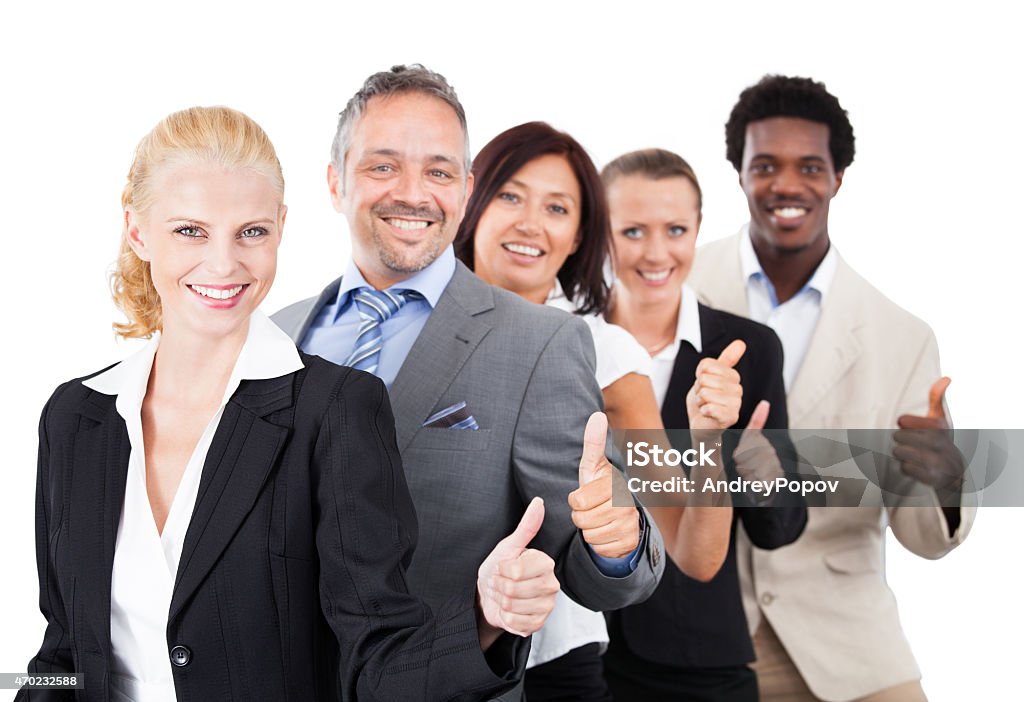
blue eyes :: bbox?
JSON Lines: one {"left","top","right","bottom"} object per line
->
{"left": 370, "top": 164, "right": 453, "bottom": 180}
{"left": 620, "top": 226, "right": 687, "bottom": 239}
{"left": 172, "top": 225, "right": 268, "bottom": 240}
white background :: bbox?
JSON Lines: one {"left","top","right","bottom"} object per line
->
{"left": 2, "top": 1, "right": 1021, "bottom": 699}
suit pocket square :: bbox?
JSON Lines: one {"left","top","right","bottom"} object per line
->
{"left": 422, "top": 401, "right": 480, "bottom": 430}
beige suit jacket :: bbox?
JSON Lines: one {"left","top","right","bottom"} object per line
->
{"left": 688, "top": 230, "right": 975, "bottom": 702}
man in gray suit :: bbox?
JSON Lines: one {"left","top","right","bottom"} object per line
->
{"left": 273, "top": 65, "right": 664, "bottom": 675}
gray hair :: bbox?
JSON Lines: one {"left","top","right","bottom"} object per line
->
{"left": 331, "top": 64, "right": 471, "bottom": 181}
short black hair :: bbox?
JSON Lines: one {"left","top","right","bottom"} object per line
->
{"left": 725, "top": 75, "right": 855, "bottom": 173}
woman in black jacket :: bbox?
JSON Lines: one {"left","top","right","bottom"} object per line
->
{"left": 601, "top": 148, "right": 807, "bottom": 702}
{"left": 19, "top": 106, "right": 558, "bottom": 702}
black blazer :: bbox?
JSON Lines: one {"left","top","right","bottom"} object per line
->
{"left": 20, "top": 354, "right": 524, "bottom": 701}
{"left": 607, "top": 303, "right": 807, "bottom": 669}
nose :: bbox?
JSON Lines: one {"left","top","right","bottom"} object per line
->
{"left": 642, "top": 231, "right": 668, "bottom": 262}
{"left": 205, "top": 235, "right": 241, "bottom": 278}
{"left": 514, "top": 203, "right": 543, "bottom": 237}
{"left": 390, "top": 168, "right": 431, "bottom": 208}
{"left": 769, "top": 165, "right": 803, "bottom": 197}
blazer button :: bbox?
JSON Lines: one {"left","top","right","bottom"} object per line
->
{"left": 170, "top": 645, "right": 191, "bottom": 667}
{"left": 760, "top": 592, "right": 776, "bottom": 606}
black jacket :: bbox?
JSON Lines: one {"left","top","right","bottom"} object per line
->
{"left": 20, "top": 354, "right": 523, "bottom": 701}
{"left": 607, "top": 304, "right": 806, "bottom": 669}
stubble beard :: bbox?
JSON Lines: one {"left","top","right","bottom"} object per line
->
{"left": 371, "top": 218, "right": 449, "bottom": 275}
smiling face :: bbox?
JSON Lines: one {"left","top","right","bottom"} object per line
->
{"left": 472, "top": 154, "right": 582, "bottom": 304}
{"left": 608, "top": 174, "right": 700, "bottom": 309}
{"left": 125, "top": 162, "right": 284, "bottom": 344}
{"left": 329, "top": 92, "right": 472, "bottom": 289}
{"left": 740, "top": 116, "right": 843, "bottom": 255}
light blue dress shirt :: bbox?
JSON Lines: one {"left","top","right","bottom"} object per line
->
{"left": 739, "top": 229, "right": 838, "bottom": 391}
{"left": 301, "top": 247, "right": 456, "bottom": 389}
{"left": 301, "top": 245, "right": 640, "bottom": 576}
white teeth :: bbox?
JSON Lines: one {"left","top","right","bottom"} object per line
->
{"left": 773, "top": 207, "right": 807, "bottom": 218}
{"left": 386, "top": 218, "right": 430, "bottom": 230}
{"left": 190, "top": 284, "right": 244, "bottom": 300}
{"left": 639, "top": 269, "right": 671, "bottom": 281}
{"left": 503, "top": 243, "right": 542, "bottom": 257}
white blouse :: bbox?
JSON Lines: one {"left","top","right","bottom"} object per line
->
{"left": 649, "top": 283, "right": 704, "bottom": 407}
{"left": 526, "top": 283, "right": 652, "bottom": 668}
{"left": 82, "top": 311, "right": 302, "bottom": 702}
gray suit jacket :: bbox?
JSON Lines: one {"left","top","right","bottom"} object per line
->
{"left": 273, "top": 261, "right": 664, "bottom": 617}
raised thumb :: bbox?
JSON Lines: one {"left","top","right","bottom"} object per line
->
{"left": 927, "top": 377, "right": 951, "bottom": 419}
{"left": 745, "top": 400, "right": 770, "bottom": 433}
{"left": 504, "top": 497, "right": 545, "bottom": 550}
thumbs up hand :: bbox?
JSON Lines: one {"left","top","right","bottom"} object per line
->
{"left": 687, "top": 340, "right": 746, "bottom": 433}
{"left": 568, "top": 412, "right": 641, "bottom": 558}
{"left": 894, "top": 377, "right": 965, "bottom": 493}
{"left": 477, "top": 497, "right": 560, "bottom": 640}
{"left": 734, "top": 400, "right": 785, "bottom": 487}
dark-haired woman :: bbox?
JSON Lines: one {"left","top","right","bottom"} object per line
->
{"left": 455, "top": 123, "right": 739, "bottom": 701}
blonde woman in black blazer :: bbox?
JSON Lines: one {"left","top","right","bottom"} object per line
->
{"left": 19, "top": 107, "right": 559, "bottom": 702}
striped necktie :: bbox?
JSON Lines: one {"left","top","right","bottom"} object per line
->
{"left": 344, "top": 287, "right": 421, "bottom": 376}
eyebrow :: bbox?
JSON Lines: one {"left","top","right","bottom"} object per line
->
{"left": 507, "top": 178, "right": 578, "bottom": 203}
{"left": 749, "top": 153, "right": 828, "bottom": 162}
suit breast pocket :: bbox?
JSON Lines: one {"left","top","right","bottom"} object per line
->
{"left": 411, "top": 427, "right": 492, "bottom": 452}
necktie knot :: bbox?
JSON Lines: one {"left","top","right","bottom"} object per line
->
{"left": 353, "top": 287, "right": 419, "bottom": 323}
{"left": 344, "top": 287, "right": 422, "bottom": 375}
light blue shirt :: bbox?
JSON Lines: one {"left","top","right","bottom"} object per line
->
{"left": 301, "top": 245, "right": 639, "bottom": 576}
{"left": 301, "top": 247, "right": 456, "bottom": 389}
{"left": 739, "top": 227, "right": 838, "bottom": 391}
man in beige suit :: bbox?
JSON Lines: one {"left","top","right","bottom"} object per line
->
{"left": 688, "top": 75, "right": 975, "bottom": 702}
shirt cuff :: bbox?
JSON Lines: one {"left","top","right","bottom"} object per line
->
{"left": 584, "top": 512, "right": 647, "bottom": 578}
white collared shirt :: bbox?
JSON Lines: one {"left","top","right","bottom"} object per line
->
{"left": 739, "top": 227, "right": 838, "bottom": 390}
{"left": 82, "top": 311, "right": 302, "bottom": 702}
{"left": 649, "top": 283, "right": 704, "bottom": 409}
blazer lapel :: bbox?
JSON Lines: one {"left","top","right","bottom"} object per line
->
{"left": 691, "top": 232, "right": 750, "bottom": 316}
{"left": 660, "top": 304, "right": 727, "bottom": 428}
{"left": 787, "top": 257, "right": 864, "bottom": 425}
{"left": 68, "top": 391, "right": 130, "bottom": 655}
{"left": 284, "top": 277, "right": 342, "bottom": 343}
{"left": 169, "top": 374, "right": 294, "bottom": 621}
{"left": 389, "top": 263, "right": 493, "bottom": 453}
